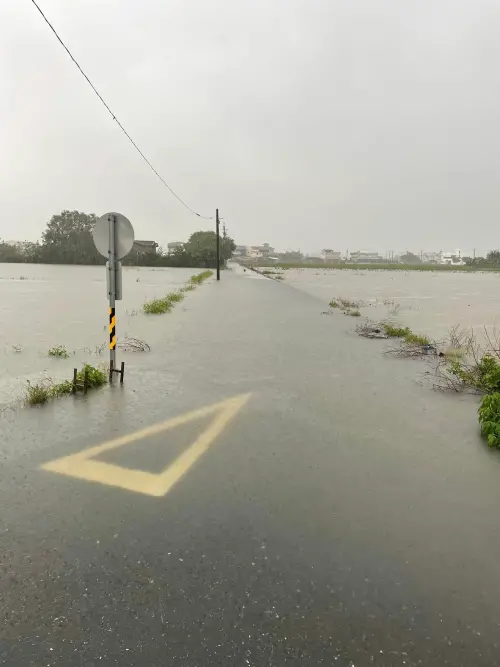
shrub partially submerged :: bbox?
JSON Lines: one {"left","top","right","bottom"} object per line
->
{"left": 24, "top": 364, "right": 107, "bottom": 406}
{"left": 48, "top": 345, "right": 70, "bottom": 358}
{"left": 329, "top": 297, "right": 362, "bottom": 310}
{"left": 479, "top": 393, "right": 500, "bottom": 447}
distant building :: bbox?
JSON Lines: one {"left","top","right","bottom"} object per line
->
{"left": 132, "top": 240, "right": 158, "bottom": 255}
{"left": 233, "top": 245, "right": 248, "bottom": 258}
{"left": 440, "top": 249, "right": 464, "bottom": 265}
{"left": 167, "top": 241, "right": 184, "bottom": 254}
{"left": 246, "top": 243, "right": 275, "bottom": 259}
{"left": 322, "top": 249, "right": 342, "bottom": 262}
{"left": 422, "top": 252, "right": 441, "bottom": 264}
{"left": 349, "top": 250, "right": 384, "bottom": 263}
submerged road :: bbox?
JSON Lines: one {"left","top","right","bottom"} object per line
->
{"left": 1, "top": 266, "right": 500, "bottom": 666}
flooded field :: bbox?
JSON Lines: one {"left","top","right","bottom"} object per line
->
{"left": 0, "top": 264, "right": 198, "bottom": 406}
{"left": 284, "top": 267, "right": 500, "bottom": 342}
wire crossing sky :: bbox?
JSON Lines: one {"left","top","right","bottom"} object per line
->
{"left": 1, "top": 0, "right": 499, "bottom": 251}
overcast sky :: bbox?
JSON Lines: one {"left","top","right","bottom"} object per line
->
{"left": 1, "top": 0, "right": 499, "bottom": 254}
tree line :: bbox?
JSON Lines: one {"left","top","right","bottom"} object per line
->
{"left": 0, "top": 210, "right": 235, "bottom": 268}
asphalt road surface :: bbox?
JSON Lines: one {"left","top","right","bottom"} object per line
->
{"left": 1, "top": 266, "right": 500, "bottom": 666}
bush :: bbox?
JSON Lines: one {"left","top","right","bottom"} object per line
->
{"left": 448, "top": 354, "right": 500, "bottom": 393}
{"left": 349, "top": 310, "right": 361, "bottom": 317}
{"left": 478, "top": 393, "right": 500, "bottom": 447}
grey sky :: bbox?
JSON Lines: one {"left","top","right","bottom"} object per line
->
{"left": 1, "top": 0, "right": 499, "bottom": 254}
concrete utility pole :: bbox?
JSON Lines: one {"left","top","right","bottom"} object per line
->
{"left": 216, "top": 209, "right": 221, "bottom": 281}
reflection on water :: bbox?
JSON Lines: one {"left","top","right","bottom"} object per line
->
{"left": 284, "top": 268, "right": 500, "bottom": 341}
{"left": 0, "top": 264, "right": 197, "bottom": 405}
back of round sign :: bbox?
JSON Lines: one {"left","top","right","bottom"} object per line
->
{"left": 93, "top": 212, "right": 135, "bottom": 260}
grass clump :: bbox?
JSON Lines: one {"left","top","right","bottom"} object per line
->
{"left": 24, "top": 364, "right": 107, "bottom": 406}
{"left": 381, "top": 324, "right": 431, "bottom": 346}
{"left": 166, "top": 291, "right": 184, "bottom": 303}
{"left": 143, "top": 290, "right": 184, "bottom": 314}
{"left": 25, "top": 380, "right": 52, "bottom": 405}
{"left": 190, "top": 270, "right": 213, "bottom": 285}
{"left": 48, "top": 345, "right": 70, "bottom": 358}
{"left": 404, "top": 331, "right": 431, "bottom": 346}
{"left": 349, "top": 310, "right": 361, "bottom": 317}
{"left": 382, "top": 324, "right": 411, "bottom": 338}
{"left": 329, "top": 297, "right": 362, "bottom": 310}
{"left": 143, "top": 272, "right": 211, "bottom": 315}
{"left": 143, "top": 298, "right": 173, "bottom": 314}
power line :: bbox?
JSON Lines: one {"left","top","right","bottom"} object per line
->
{"left": 29, "top": 0, "right": 212, "bottom": 220}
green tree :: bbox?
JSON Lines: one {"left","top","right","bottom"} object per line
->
{"left": 41, "top": 210, "right": 103, "bottom": 264}
{"left": 400, "top": 252, "right": 422, "bottom": 264}
{"left": 184, "top": 230, "right": 235, "bottom": 268}
{"left": 279, "top": 250, "right": 303, "bottom": 261}
{"left": 487, "top": 250, "right": 500, "bottom": 267}
{"left": 0, "top": 241, "right": 23, "bottom": 263}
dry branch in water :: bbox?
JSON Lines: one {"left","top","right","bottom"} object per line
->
{"left": 355, "top": 321, "right": 388, "bottom": 339}
{"left": 117, "top": 337, "right": 151, "bottom": 352}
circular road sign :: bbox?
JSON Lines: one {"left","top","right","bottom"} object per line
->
{"left": 93, "top": 212, "right": 135, "bottom": 260}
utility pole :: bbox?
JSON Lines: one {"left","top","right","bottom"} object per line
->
{"left": 216, "top": 209, "right": 221, "bottom": 281}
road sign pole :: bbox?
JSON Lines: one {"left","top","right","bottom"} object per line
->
{"left": 108, "top": 214, "right": 117, "bottom": 379}
{"left": 93, "top": 211, "right": 134, "bottom": 385}
{"left": 216, "top": 209, "right": 220, "bottom": 281}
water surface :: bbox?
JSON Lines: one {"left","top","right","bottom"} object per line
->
{"left": 284, "top": 267, "right": 500, "bottom": 342}
{"left": 0, "top": 264, "right": 197, "bottom": 405}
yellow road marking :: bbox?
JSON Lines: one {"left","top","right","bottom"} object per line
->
{"left": 41, "top": 393, "right": 251, "bottom": 497}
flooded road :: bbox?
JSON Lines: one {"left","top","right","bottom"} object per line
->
{"left": 2, "top": 267, "right": 500, "bottom": 665}
{"left": 0, "top": 263, "right": 196, "bottom": 406}
{"left": 283, "top": 267, "right": 500, "bottom": 342}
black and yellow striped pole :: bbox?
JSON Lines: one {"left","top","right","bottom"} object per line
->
{"left": 93, "top": 211, "right": 133, "bottom": 384}
{"left": 109, "top": 306, "right": 116, "bottom": 362}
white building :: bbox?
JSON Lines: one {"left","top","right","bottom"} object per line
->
{"left": 440, "top": 249, "right": 464, "bottom": 265}
{"left": 322, "top": 249, "right": 342, "bottom": 262}
{"left": 349, "top": 250, "right": 384, "bottom": 263}
{"left": 167, "top": 241, "right": 184, "bottom": 254}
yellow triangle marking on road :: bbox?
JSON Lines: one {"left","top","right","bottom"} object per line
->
{"left": 41, "top": 393, "right": 251, "bottom": 497}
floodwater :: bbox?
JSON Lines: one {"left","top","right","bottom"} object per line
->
{"left": 284, "top": 267, "right": 500, "bottom": 342}
{"left": 0, "top": 263, "right": 197, "bottom": 406}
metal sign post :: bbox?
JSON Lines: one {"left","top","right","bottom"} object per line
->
{"left": 93, "top": 212, "right": 135, "bottom": 384}
{"left": 108, "top": 214, "right": 117, "bottom": 377}
{"left": 216, "top": 209, "right": 220, "bottom": 281}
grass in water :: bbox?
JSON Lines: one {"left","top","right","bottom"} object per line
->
{"left": 329, "top": 297, "right": 361, "bottom": 310}
{"left": 48, "top": 345, "right": 70, "bottom": 358}
{"left": 144, "top": 271, "right": 212, "bottom": 314}
{"left": 143, "top": 298, "right": 173, "bottom": 314}
{"left": 190, "top": 270, "right": 213, "bottom": 285}
{"left": 24, "top": 364, "right": 107, "bottom": 406}
{"left": 166, "top": 291, "right": 184, "bottom": 303}
{"left": 382, "top": 324, "right": 411, "bottom": 338}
